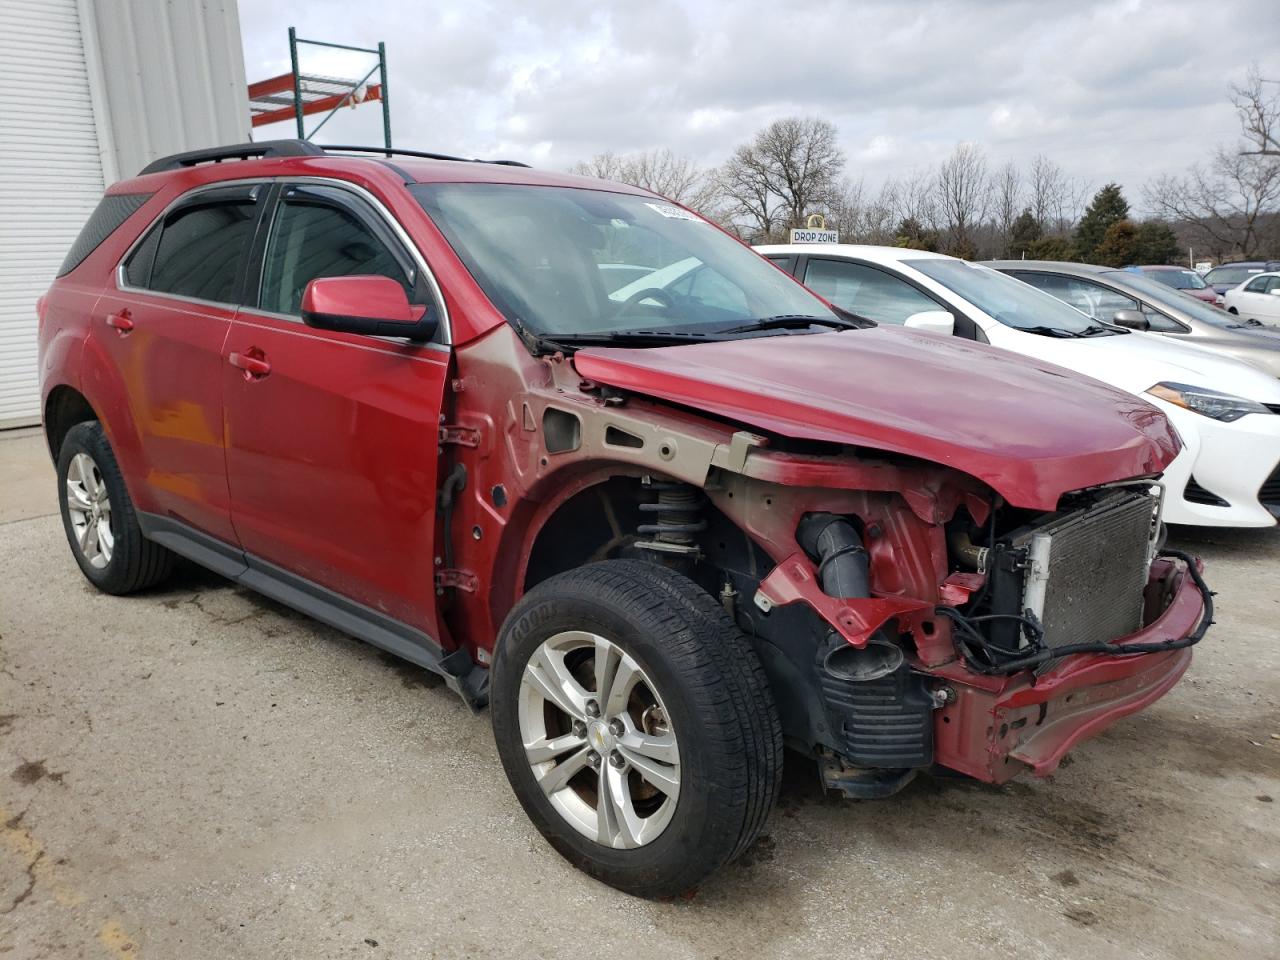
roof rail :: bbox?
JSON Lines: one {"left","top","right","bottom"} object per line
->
{"left": 319, "top": 145, "right": 531, "bottom": 167}
{"left": 138, "top": 140, "right": 324, "bottom": 175}
{"left": 137, "top": 139, "right": 532, "bottom": 178}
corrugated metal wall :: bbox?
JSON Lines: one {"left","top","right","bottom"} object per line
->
{"left": 0, "top": 0, "right": 249, "bottom": 427}
{"left": 86, "top": 0, "right": 250, "bottom": 183}
{"left": 0, "top": 0, "right": 106, "bottom": 428}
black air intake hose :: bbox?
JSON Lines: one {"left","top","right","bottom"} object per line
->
{"left": 797, "top": 513, "right": 905, "bottom": 683}
{"left": 797, "top": 513, "right": 870, "bottom": 598}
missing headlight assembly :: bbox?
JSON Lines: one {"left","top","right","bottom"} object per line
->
{"left": 940, "top": 485, "right": 1211, "bottom": 675}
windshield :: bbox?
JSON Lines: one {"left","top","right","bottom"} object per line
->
{"left": 1205, "top": 265, "right": 1263, "bottom": 286}
{"left": 1145, "top": 268, "right": 1207, "bottom": 290}
{"left": 905, "top": 258, "right": 1097, "bottom": 333}
{"left": 410, "top": 183, "right": 836, "bottom": 337}
{"left": 1103, "top": 271, "right": 1241, "bottom": 328}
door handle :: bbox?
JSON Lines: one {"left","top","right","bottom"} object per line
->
{"left": 228, "top": 350, "right": 271, "bottom": 379}
{"left": 105, "top": 310, "right": 134, "bottom": 334}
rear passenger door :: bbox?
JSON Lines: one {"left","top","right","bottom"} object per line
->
{"left": 91, "top": 182, "right": 264, "bottom": 543}
{"left": 222, "top": 181, "right": 449, "bottom": 639}
{"left": 802, "top": 258, "right": 944, "bottom": 325}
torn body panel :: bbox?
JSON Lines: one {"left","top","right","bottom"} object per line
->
{"left": 445, "top": 323, "right": 1206, "bottom": 788}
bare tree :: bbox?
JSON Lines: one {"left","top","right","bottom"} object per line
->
{"left": 992, "top": 160, "right": 1022, "bottom": 242}
{"left": 884, "top": 168, "right": 940, "bottom": 232}
{"left": 1027, "top": 154, "right": 1068, "bottom": 231}
{"left": 1143, "top": 67, "right": 1280, "bottom": 259}
{"left": 718, "top": 117, "right": 845, "bottom": 239}
{"left": 569, "top": 149, "right": 720, "bottom": 213}
{"left": 935, "top": 143, "right": 991, "bottom": 254}
{"left": 569, "top": 151, "right": 628, "bottom": 182}
{"left": 1144, "top": 152, "right": 1280, "bottom": 259}
{"left": 1231, "top": 63, "right": 1280, "bottom": 157}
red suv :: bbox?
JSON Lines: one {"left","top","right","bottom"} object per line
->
{"left": 39, "top": 140, "right": 1210, "bottom": 898}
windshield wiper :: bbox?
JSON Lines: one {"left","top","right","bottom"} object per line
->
{"left": 1016, "top": 324, "right": 1083, "bottom": 339}
{"left": 719, "top": 314, "right": 861, "bottom": 335}
{"left": 544, "top": 329, "right": 727, "bottom": 348}
{"left": 1078, "top": 323, "right": 1119, "bottom": 337}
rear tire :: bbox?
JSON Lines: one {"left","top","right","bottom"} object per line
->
{"left": 491, "top": 560, "right": 782, "bottom": 898}
{"left": 57, "top": 421, "right": 174, "bottom": 595}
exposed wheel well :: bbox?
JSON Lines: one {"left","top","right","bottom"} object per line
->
{"left": 44, "top": 386, "right": 97, "bottom": 460}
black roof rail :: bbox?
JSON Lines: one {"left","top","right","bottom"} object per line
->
{"left": 137, "top": 139, "right": 531, "bottom": 178}
{"left": 319, "top": 144, "right": 532, "bottom": 168}
{"left": 138, "top": 140, "right": 325, "bottom": 176}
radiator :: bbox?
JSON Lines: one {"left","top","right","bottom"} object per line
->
{"left": 1010, "top": 490, "right": 1158, "bottom": 659}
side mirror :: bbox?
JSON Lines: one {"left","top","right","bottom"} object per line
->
{"left": 301, "top": 276, "right": 436, "bottom": 340}
{"left": 1269, "top": 288, "right": 1280, "bottom": 297}
{"left": 903, "top": 310, "right": 955, "bottom": 335}
{"left": 1111, "top": 309, "right": 1150, "bottom": 331}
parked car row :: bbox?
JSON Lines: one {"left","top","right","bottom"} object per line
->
{"left": 754, "top": 245, "right": 1280, "bottom": 528}
{"left": 37, "top": 143, "right": 1218, "bottom": 898}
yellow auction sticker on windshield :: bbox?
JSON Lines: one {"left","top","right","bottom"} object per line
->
{"left": 644, "top": 202, "right": 703, "bottom": 222}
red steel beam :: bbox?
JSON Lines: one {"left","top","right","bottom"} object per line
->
{"left": 250, "top": 83, "right": 382, "bottom": 128}
{"left": 248, "top": 73, "right": 295, "bottom": 99}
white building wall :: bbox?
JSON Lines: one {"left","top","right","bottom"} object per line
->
{"left": 0, "top": 0, "right": 248, "bottom": 427}
{"left": 0, "top": 0, "right": 106, "bottom": 428}
{"left": 84, "top": 0, "right": 250, "bottom": 183}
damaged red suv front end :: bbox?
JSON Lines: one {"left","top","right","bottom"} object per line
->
{"left": 573, "top": 326, "right": 1209, "bottom": 794}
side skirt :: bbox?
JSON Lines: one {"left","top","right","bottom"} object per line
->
{"left": 137, "top": 512, "right": 487, "bottom": 708}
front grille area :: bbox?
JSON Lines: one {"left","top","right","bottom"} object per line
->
{"left": 1184, "top": 475, "right": 1229, "bottom": 507}
{"left": 1013, "top": 491, "right": 1156, "bottom": 652}
{"left": 1259, "top": 462, "right": 1280, "bottom": 516}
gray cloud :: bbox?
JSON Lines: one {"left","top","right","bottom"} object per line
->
{"left": 239, "top": 0, "right": 1278, "bottom": 206}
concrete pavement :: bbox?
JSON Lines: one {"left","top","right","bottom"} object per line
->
{"left": 1, "top": 427, "right": 1277, "bottom": 959}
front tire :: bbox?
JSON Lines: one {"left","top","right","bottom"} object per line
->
{"left": 57, "top": 421, "right": 174, "bottom": 595}
{"left": 491, "top": 560, "right": 782, "bottom": 898}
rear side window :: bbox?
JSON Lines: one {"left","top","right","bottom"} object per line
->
{"left": 803, "top": 259, "right": 938, "bottom": 324}
{"left": 1012, "top": 272, "right": 1137, "bottom": 318}
{"left": 148, "top": 191, "right": 259, "bottom": 303}
{"left": 57, "top": 193, "right": 153, "bottom": 277}
{"left": 122, "top": 225, "right": 161, "bottom": 288}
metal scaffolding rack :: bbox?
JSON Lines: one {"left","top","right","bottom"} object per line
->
{"left": 248, "top": 27, "right": 391, "bottom": 148}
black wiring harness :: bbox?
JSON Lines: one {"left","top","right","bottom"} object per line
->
{"left": 937, "top": 548, "right": 1214, "bottom": 676}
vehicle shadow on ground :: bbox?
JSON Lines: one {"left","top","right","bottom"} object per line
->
{"left": 1166, "top": 523, "right": 1280, "bottom": 558}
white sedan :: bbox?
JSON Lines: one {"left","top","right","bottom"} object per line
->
{"left": 1223, "top": 271, "right": 1280, "bottom": 325}
{"left": 755, "top": 243, "right": 1280, "bottom": 529}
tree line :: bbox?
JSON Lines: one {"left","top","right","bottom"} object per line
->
{"left": 569, "top": 65, "right": 1280, "bottom": 266}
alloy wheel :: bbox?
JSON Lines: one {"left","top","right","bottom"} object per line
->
{"left": 517, "top": 630, "right": 680, "bottom": 848}
{"left": 65, "top": 452, "right": 113, "bottom": 569}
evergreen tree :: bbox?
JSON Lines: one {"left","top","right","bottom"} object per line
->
{"left": 1074, "top": 183, "right": 1130, "bottom": 262}
{"left": 1025, "top": 235, "right": 1076, "bottom": 261}
{"left": 1006, "top": 209, "right": 1042, "bottom": 258}
{"left": 1094, "top": 220, "right": 1139, "bottom": 267}
{"left": 1133, "top": 221, "right": 1181, "bottom": 265}
{"left": 894, "top": 218, "right": 940, "bottom": 251}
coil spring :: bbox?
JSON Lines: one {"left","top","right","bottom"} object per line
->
{"left": 638, "top": 481, "right": 707, "bottom": 546}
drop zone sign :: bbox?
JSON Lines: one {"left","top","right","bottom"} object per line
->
{"left": 789, "top": 228, "right": 839, "bottom": 244}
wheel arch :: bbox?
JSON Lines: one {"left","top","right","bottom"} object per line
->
{"left": 44, "top": 385, "right": 99, "bottom": 460}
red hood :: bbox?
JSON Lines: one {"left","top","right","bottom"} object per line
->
{"left": 572, "top": 327, "right": 1179, "bottom": 511}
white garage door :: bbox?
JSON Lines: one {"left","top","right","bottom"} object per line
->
{"left": 0, "top": 0, "right": 105, "bottom": 428}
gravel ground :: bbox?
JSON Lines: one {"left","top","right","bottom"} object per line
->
{"left": 1, "top": 430, "right": 1277, "bottom": 959}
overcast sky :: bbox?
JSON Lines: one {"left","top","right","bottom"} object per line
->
{"left": 239, "top": 0, "right": 1277, "bottom": 209}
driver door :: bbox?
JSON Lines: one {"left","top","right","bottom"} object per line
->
{"left": 222, "top": 181, "right": 449, "bottom": 638}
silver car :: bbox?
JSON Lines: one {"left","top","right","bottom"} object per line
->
{"left": 984, "top": 260, "right": 1280, "bottom": 378}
